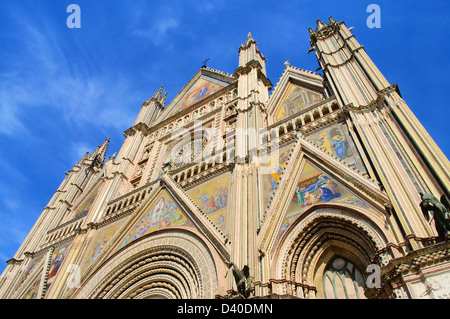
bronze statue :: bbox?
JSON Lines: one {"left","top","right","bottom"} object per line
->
{"left": 419, "top": 192, "right": 450, "bottom": 241}
{"left": 227, "top": 262, "right": 252, "bottom": 298}
{"left": 162, "top": 161, "right": 172, "bottom": 173}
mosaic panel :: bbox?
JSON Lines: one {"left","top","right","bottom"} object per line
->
{"left": 262, "top": 144, "right": 295, "bottom": 203}
{"left": 80, "top": 219, "right": 125, "bottom": 272}
{"left": 119, "top": 189, "right": 193, "bottom": 248}
{"left": 275, "top": 83, "right": 323, "bottom": 121}
{"left": 307, "top": 122, "right": 367, "bottom": 174}
{"left": 165, "top": 76, "right": 226, "bottom": 119}
{"left": 273, "top": 161, "right": 378, "bottom": 251}
{"left": 187, "top": 173, "right": 230, "bottom": 236}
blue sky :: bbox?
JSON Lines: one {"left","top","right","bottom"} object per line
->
{"left": 0, "top": 0, "right": 449, "bottom": 273}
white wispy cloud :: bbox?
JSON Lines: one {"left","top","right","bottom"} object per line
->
{"left": 132, "top": 16, "right": 178, "bottom": 45}
{"left": 0, "top": 92, "right": 28, "bottom": 136}
{"left": 0, "top": 160, "right": 31, "bottom": 260}
{"left": 0, "top": 14, "right": 139, "bottom": 141}
{"left": 129, "top": 2, "right": 180, "bottom": 46}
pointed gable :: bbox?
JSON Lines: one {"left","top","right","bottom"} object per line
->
{"left": 271, "top": 160, "right": 384, "bottom": 253}
{"left": 267, "top": 64, "right": 324, "bottom": 123}
{"left": 258, "top": 132, "right": 389, "bottom": 256}
{"left": 274, "top": 83, "right": 323, "bottom": 121}
{"left": 118, "top": 188, "right": 193, "bottom": 249}
{"left": 158, "top": 68, "right": 234, "bottom": 122}
{"left": 77, "top": 175, "right": 231, "bottom": 281}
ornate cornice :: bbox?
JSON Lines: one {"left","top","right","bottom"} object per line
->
{"left": 383, "top": 240, "right": 450, "bottom": 278}
{"left": 366, "top": 240, "right": 450, "bottom": 299}
{"left": 6, "top": 258, "right": 23, "bottom": 265}
{"left": 343, "top": 83, "right": 402, "bottom": 113}
{"left": 152, "top": 82, "right": 238, "bottom": 137}
{"left": 320, "top": 46, "right": 365, "bottom": 71}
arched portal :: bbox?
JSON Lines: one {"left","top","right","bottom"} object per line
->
{"left": 74, "top": 229, "right": 221, "bottom": 299}
{"left": 322, "top": 256, "right": 366, "bottom": 299}
{"left": 273, "top": 205, "right": 392, "bottom": 299}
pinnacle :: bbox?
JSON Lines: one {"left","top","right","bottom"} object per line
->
{"left": 316, "top": 19, "right": 329, "bottom": 31}
{"left": 284, "top": 60, "right": 291, "bottom": 68}
{"left": 329, "top": 16, "right": 338, "bottom": 24}
{"left": 142, "top": 85, "right": 167, "bottom": 108}
{"left": 153, "top": 85, "right": 163, "bottom": 99}
{"left": 90, "top": 137, "right": 110, "bottom": 164}
{"left": 160, "top": 91, "right": 167, "bottom": 107}
{"left": 241, "top": 31, "right": 257, "bottom": 48}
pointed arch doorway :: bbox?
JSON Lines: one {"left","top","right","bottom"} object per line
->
{"left": 322, "top": 255, "right": 366, "bottom": 299}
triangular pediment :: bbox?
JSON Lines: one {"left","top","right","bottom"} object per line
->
{"left": 116, "top": 187, "right": 194, "bottom": 249}
{"left": 267, "top": 65, "right": 324, "bottom": 124}
{"left": 270, "top": 160, "right": 384, "bottom": 251}
{"left": 258, "top": 134, "right": 390, "bottom": 255}
{"left": 157, "top": 68, "right": 234, "bottom": 122}
{"left": 76, "top": 175, "right": 230, "bottom": 288}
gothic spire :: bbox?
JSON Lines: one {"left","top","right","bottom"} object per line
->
{"left": 89, "top": 137, "right": 110, "bottom": 166}
{"left": 316, "top": 19, "right": 329, "bottom": 31}
{"left": 245, "top": 32, "right": 256, "bottom": 47}
{"left": 153, "top": 85, "right": 163, "bottom": 99}
{"left": 238, "top": 32, "right": 267, "bottom": 76}
{"left": 73, "top": 151, "right": 89, "bottom": 169}
{"left": 160, "top": 91, "right": 167, "bottom": 108}
{"left": 328, "top": 16, "right": 338, "bottom": 25}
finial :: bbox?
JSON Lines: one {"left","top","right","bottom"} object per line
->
{"left": 328, "top": 16, "right": 338, "bottom": 24}
{"left": 201, "top": 58, "right": 210, "bottom": 68}
{"left": 160, "top": 91, "right": 167, "bottom": 107}
{"left": 284, "top": 60, "right": 291, "bottom": 68}
{"left": 245, "top": 32, "right": 255, "bottom": 46}
{"left": 153, "top": 85, "right": 163, "bottom": 99}
{"left": 316, "top": 19, "right": 329, "bottom": 31}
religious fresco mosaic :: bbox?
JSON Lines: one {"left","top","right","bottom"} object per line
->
{"left": 74, "top": 183, "right": 102, "bottom": 218}
{"left": 80, "top": 219, "right": 124, "bottom": 273}
{"left": 165, "top": 76, "right": 226, "bottom": 119}
{"left": 46, "top": 242, "right": 72, "bottom": 292}
{"left": 307, "top": 122, "right": 367, "bottom": 174}
{"left": 275, "top": 83, "right": 323, "bottom": 121}
{"left": 272, "top": 161, "right": 379, "bottom": 252}
{"left": 262, "top": 144, "right": 295, "bottom": 203}
{"left": 19, "top": 252, "right": 46, "bottom": 299}
{"left": 22, "top": 277, "right": 41, "bottom": 299}
{"left": 187, "top": 173, "right": 230, "bottom": 236}
{"left": 119, "top": 190, "right": 192, "bottom": 249}
{"left": 18, "top": 254, "right": 44, "bottom": 290}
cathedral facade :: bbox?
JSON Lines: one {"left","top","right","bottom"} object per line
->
{"left": 1, "top": 17, "right": 449, "bottom": 299}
